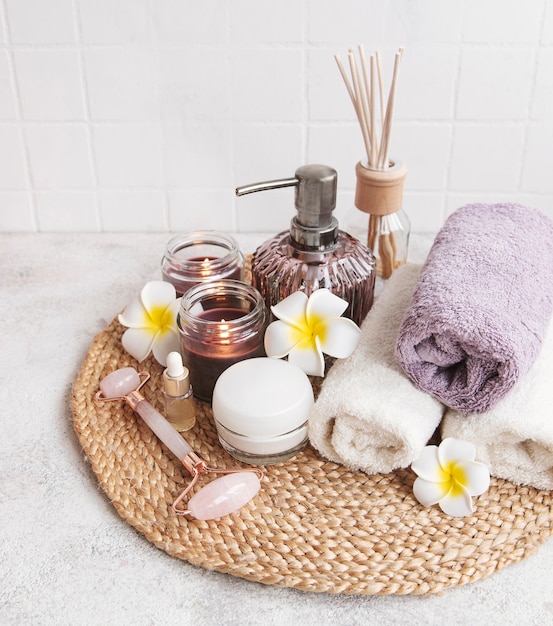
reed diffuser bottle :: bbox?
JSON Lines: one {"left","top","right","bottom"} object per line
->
{"left": 337, "top": 45, "right": 410, "bottom": 278}
{"left": 346, "top": 159, "right": 410, "bottom": 279}
{"left": 235, "top": 164, "right": 376, "bottom": 327}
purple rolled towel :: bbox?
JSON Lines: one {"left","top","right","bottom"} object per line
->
{"left": 395, "top": 203, "right": 553, "bottom": 413}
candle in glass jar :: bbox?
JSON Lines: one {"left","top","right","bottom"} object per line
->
{"left": 161, "top": 231, "right": 244, "bottom": 297}
{"left": 178, "top": 281, "right": 267, "bottom": 402}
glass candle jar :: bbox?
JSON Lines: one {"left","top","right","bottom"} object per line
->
{"left": 177, "top": 280, "right": 267, "bottom": 403}
{"left": 161, "top": 231, "right": 245, "bottom": 297}
{"left": 212, "top": 357, "right": 314, "bottom": 465}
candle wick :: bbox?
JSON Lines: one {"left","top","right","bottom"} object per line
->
{"left": 219, "top": 319, "right": 230, "bottom": 342}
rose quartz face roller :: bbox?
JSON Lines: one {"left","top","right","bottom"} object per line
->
{"left": 95, "top": 367, "right": 263, "bottom": 520}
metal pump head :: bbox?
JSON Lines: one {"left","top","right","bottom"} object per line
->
{"left": 293, "top": 164, "right": 337, "bottom": 228}
{"left": 235, "top": 164, "right": 339, "bottom": 250}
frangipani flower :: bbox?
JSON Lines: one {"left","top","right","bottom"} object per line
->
{"left": 412, "top": 438, "right": 490, "bottom": 517}
{"left": 264, "top": 289, "right": 361, "bottom": 377}
{"left": 119, "top": 281, "right": 181, "bottom": 366}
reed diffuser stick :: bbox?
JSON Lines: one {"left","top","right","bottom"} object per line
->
{"left": 335, "top": 54, "right": 372, "bottom": 162}
{"left": 348, "top": 50, "right": 372, "bottom": 159}
{"left": 358, "top": 45, "right": 373, "bottom": 149}
{"left": 377, "top": 47, "right": 404, "bottom": 170}
{"left": 370, "top": 54, "right": 378, "bottom": 167}
{"left": 375, "top": 50, "right": 385, "bottom": 125}
{"left": 335, "top": 46, "right": 405, "bottom": 278}
{"left": 335, "top": 46, "right": 404, "bottom": 171}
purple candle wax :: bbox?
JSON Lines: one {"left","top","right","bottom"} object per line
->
{"left": 178, "top": 280, "right": 267, "bottom": 403}
{"left": 161, "top": 232, "right": 245, "bottom": 297}
{"left": 181, "top": 307, "right": 265, "bottom": 403}
{"left": 164, "top": 257, "right": 243, "bottom": 297}
{"left": 197, "top": 307, "right": 247, "bottom": 322}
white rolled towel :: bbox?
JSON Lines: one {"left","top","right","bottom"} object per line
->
{"left": 441, "top": 315, "right": 553, "bottom": 491}
{"left": 308, "top": 264, "right": 444, "bottom": 475}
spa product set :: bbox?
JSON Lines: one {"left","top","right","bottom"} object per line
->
{"left": 110, "top": 145, "right": 382, "bottom": 471}
{"left": 100, "top": 151, "right": 381, "bottom": 517}
{"left": 93, "top": 45, "right": 553, "bottom": 526}
{"left": 108, "top": 180, "right": 369, "bottom": 515}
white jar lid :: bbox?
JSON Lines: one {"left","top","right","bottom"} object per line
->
{"left": 212, "top": 357, "right": 314, "bottom": 437}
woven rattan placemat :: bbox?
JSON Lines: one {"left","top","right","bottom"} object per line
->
{"left": 72, "top": 316, "right": 553, "bottom": 595}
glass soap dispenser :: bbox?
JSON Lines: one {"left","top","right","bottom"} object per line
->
{"left": 235, "top": 164, "right": 376, "bottom": 327}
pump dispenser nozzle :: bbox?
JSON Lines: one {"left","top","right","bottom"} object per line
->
{"left": 236, "top": 164, "right": 339, "bottom": 251}
{"left": 237, "top": 162, "right": 377, "bottom": 327}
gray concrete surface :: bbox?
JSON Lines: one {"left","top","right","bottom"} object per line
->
{"left": 1, "top": 232, "right": 552, "bottom": 626}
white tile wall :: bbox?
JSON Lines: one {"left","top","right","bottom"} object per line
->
{"left": 449, "top": 125, "right": 525, "bottom": 192}
{"left": 84, "top": 48, "right": 156, "bottom": 121}
{"left": 24, "top": 124, "right": 93, "bottom": 188}
{"left": 92, "top": 124, "right": 163, "bottom": 188}
{"left": 532, "top": 47, "right": 553, "bottom": 119}
{"left": 153, "top": 0, "right": 227, "bottom": 45}
{"left": 15, "top": 49, "right": 85, "bottom": 120}
{"left": 0, "top": 126, "right": 28, "bottom": 187}
{"left": 77, "top": 0, "right": 152, "bottom": 45}
{"left": 0, "top": 0, "right": 551, "bottom": 234}
{"left": 0, "top": 50, "right": 17, "bottom": 118}
{"left": 456, "top": 47, "right": 534, "bottom": 120}
{"left": 98, "top": 190, "right": 166, "bottom": 232}
{"left": 6, "top": 0, "right": 76, "bottom": 44}
{"left": 35, "top": 190, "right": 97, "bottom": 231}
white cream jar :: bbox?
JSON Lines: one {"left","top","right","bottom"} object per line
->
{"left": 212, "top": 357, "right": 314, "bottom": 465}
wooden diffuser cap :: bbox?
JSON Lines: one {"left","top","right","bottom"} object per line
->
{"left": 354, "top": 160, "right": 407, "bottom": 216}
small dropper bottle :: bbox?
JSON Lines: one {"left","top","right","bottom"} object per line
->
{"left": 162, "top": 351, "right": 196, "bottom": 432}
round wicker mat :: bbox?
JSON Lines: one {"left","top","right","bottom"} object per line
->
{"left": 72, "top": 317, "right": 553, "bottom": 595}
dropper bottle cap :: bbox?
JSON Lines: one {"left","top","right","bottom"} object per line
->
{"left": 163, "top": 352, "right": 191, "bottom": 398}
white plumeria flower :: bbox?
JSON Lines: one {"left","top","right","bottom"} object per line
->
{"left": 412, "top": 438, "right": 490, "bottom": 517}
{"left": 264, "top": 289, "right": 361, "bottom": 377}
{"left": 118, "top": 281, "right": 181, "bottom": 366}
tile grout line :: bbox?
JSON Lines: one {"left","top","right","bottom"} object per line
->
{"left": 71, "top": 0, "right": 102, "bottom": 232}
{"left": 301, "top": 0, "right": 309, "bottom": 164}
{"left": 442, "top": 0, "right": 467, "bottom": 220}
{"left": 515, "top": 0, "right": 548, "bottom": 194}
{"left": 149, "top": 0, "right": 170, "bottom": 232}
{"left": 0, "top": 0, "right": 37, "bottom": 231}
{"left": 227, "top": 0, "right": 239, "bottom": 232}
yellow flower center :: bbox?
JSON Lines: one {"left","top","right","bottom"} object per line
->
{"left": 147, "top": 305, "right": 173, "bottom": 335}
{"left": 299, "top": 313, "right": 326, "bottom": 343}
{"left": 442, "top": 461, "right": 467, "bottom": 497}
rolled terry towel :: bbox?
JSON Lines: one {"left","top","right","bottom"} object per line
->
{"left": 308, "top": 264, "right": 444, "bottom": 475}
{"left": 395, "top": 203, "right": 553, "bottom": 414}
{"left": 441, "top": 314, "right": 553, "bottom": 491}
